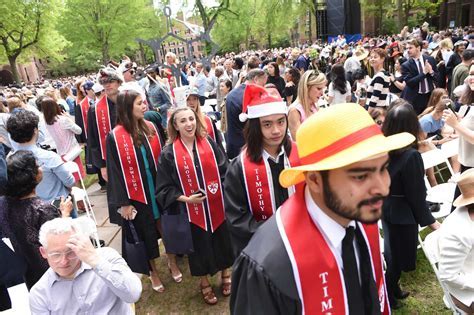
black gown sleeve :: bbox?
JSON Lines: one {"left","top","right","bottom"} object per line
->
{"left": 86, "top": 106, "right": 106, "bottom": 169}
{"left": 230, "top": 216, "right": 301, "bottom": 315}
{"left": 224, "top": 158, "right": 263, "bottom": 257}
{"left": 74, "top": 103, "right": 87, "bottom": 144}
{"left": 208, "top": 136, "right": 228, "bottom": 180}
{"left": 105, "top": 133, "right": 131, "bottom": 223}
{"left": 402, "top": 150, "right": 436, "bottom": 227}
{"left": 155, "top": 145, "right": 184, "bottom": 214}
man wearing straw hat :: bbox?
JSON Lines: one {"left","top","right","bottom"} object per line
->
{"left": 438, "top": 169, "right": 474, "bottom": 314}
{"left": 231, "top": 103, "right": 415, "bottom": 314}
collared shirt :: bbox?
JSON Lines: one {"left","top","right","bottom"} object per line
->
{"left": 415, "top": 55, "right": 430, "bottom": 94}
{"left": 11, "top": 143, "right": 74, "bottom": 203}
{"left": 194, "top": 72, "right": 207, "bottom": 97}
{"left": 29, "top": 247, "right": 142, "bottom": 315}
{"left": 304, "top": 186, "right": 361, "bottom": 279}
{"left": 262, "top": 146, "right": 285, "bottom": 164}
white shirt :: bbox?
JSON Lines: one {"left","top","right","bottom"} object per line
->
{"left": 438, "top": 207, "right": 474, "bottom": 306}
{"left": 304, "top": 186, "right": 361, "bottom": 280}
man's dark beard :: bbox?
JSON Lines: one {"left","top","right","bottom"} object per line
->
{"left": 321, "top": 172, "right": 384, "bottom": 224}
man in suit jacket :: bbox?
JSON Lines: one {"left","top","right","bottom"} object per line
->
{"left": 225, "top": 69, "right": 267, "bottom": 159}
{"left": 400, "top": 39, "right": 439, "bottom": 114}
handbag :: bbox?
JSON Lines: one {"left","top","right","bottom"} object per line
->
{"left": 121, "top": 221, "right": 150, "bottom": 275}
{"left": 160, "top": 208, "right": 194, "bottom": 255}
{"left": 63, "top": 145, "right": 83, "bottom": 162}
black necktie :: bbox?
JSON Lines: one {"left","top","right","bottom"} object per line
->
{"left": 342, "top": 226, "right": 365, "bottom": 314}
{"left": 354, "top": 226, "right": 382, "bottom": 315}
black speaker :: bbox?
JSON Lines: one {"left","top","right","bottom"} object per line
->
{"left": 326, "top": 0, "right": 345, "bottom": 36}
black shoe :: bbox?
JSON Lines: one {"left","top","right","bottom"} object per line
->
{"left": 394, "top": 285, "right": 410, "bottom": 299}
{"left": 389, "top": 297, "right": 402, "bottom": 310}
{"left": 395, "top": 289, "right": 410, "bottom": 299}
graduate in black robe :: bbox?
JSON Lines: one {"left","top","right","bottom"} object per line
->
{"left": 106, "top": 89, "right": 166, "bottom": 291}
{"left": 224, "top": 83, "right": 296, "bottom": 257}
{"left": 156, "top": 138, "right": 233, "bottom": 276}
{"left": 156, "top": 107, "right": 233, "bottom": 304}
{"left": 86, "top": 98, "right": 117, "bottom": 170}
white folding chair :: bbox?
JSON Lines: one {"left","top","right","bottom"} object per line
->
{"left": 421, "top": 149, "right": 456, "bottom": 217}
{"left": 418, "top": 230, "right": 464, "bottom": 314}
{"left": 64, "top": 161, "right": 101, "bottom": 247}
{"left": 440, "top": 138, "right": 460, "bottom": 181}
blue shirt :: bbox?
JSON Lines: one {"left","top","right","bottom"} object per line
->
{"left": 194, "top": 73, "right": 207, "bottom": 97}
{"left": 12, "top": 143, "right": 75, "bottom": 203}
{"left": 419, "top": 114, "right": 445, "bottom": 134}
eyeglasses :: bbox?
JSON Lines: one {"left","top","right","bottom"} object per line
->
{"left": 47, "top": 249, "right": 78, "bottom": 263}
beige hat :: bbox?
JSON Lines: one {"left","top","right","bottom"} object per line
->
{"left": 453, "top": 169, "right": 474, "bottom": 207}
{"left": 354, "top": 46, "right": 369, "bottom": 61}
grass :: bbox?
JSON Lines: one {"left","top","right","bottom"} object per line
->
{"left": 135, "top": 233, "right": 450, "bottom": 314}
{"left": 79, "top": 150, "right": 98, "bottom": 188}
{"left": 135, "top": 243, "right": 230, "bottom": 315}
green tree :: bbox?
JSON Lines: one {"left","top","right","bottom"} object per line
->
{"left": 0, "top": 0, "right": 66, "bottom": 83}
{"left": 60, "top": 0, "right": 163, "bottom": 69}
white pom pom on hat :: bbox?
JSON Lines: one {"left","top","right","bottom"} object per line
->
{"left": 240, "top": 84, "right": 287, "bottom": 122}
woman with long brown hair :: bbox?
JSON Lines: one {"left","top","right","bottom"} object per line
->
{"left": 105, "top": 89, "right": 166, "bottom": 292}
{"left": 42, "top": 97, "right": 85, "bottom": 181}
{"left": 156, "top": 107, "right": 233, "bottom": 305}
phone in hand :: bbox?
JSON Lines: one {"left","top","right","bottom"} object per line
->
{"left": 196, "top": 188, "right": 207, "bottom": 197}
{"left": 445, "top": 99, "right": 456, "bottom": 113}
{"left": 51, "top": 198, "right": 62, "bottom": 209}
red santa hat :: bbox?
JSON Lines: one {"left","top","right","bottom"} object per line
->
{"left": 239, "top": 84, "right": 287, "bottom": 122}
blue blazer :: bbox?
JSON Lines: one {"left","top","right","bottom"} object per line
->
{"left": 400, "top": 55, "right": 439, "bottom": 104}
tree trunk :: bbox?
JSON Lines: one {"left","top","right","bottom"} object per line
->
{"left": 455, "top": 0, "right": 462, "bottom": 27}
{"left": 397, "top": 0, "right": 403, "bottom": 30}
{"left": 308, "top": 10, "right": 313, "bottom": 42}
{"left": 101, "top": 40, "right": 109, "bottom": 65}
{"left": 267, "top": 33, "right": 272, "bottom": 48}
{"left": 8, "top": 55, "right": 20, "bottom": 84}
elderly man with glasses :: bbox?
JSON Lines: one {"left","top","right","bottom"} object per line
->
{"left": 29, "top": 218, "right": 142, "bottom": 314}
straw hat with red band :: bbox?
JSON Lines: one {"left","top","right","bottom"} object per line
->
{"left": 279, "top": 103, "right": 416, "bottom": 188}
{"left": 239, "top": 84, "right": 287, "bottom": 122}
{"left": 453, "top": 168, "right": 474, "bottom": 208}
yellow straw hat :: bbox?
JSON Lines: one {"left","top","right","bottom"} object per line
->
{"left": 279, "top": 103, "right": 416, "bottom": 188}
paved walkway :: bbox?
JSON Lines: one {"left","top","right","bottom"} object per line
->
{"left": 86, "top": 183, "right": 122, "bottom": 253}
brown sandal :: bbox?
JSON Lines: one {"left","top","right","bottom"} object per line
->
{"left": 221, "top": 275, "right": 231, "bottom": 297}
{"left": 200, "top": 284, "right": 218, "bottom": 305}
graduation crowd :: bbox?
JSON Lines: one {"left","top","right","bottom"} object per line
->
{"left": 0, "top": 23, "right": 473, "bottom": 314}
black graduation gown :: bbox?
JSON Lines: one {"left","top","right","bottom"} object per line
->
{"left": 86, "top": 98, "right": 117, "bottom": 170}
{"left": 155, "top": 137, "right": 234, "bottom": 276}
{"left": 106, "top": 130, "right": 163, "bottom": 260}
{"left": 224, "top": 154, "right": 289, "bottom": 258}
{"left": 231, "top": 215, "right": 302, "bottom": 315}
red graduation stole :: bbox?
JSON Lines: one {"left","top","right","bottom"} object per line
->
{"left": 203, "top": 115, "right": 216, "bottom": 142}
{"left": 112, "top": 122, "right": 162, "bottom": 204}
{"left": 277, "top": 188, "right": 390, "bottom": 315}
{"left": 241, "top": 142, "right": 300, "bottom": 222}
{"left": 173, "top": 136, "right": 225, "bottom": 232}
{"left": 95, "top": 96, "right": 112, "bottom": 160}
{"left": 79, "top": 97, "right": 90, "bottom": 139}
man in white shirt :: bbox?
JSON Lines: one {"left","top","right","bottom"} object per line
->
{"left": 29, "top": 218, "right": 142, "bottom": 314}
{"left": 438, "top": 169, "right": 474, "bottom": 314}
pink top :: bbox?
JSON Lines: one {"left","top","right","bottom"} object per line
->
{"left": 291, "top": 102, "right": 318, "bottom": 122}
{"left": 45, "top": 115, "right": 82, "bottom": 156}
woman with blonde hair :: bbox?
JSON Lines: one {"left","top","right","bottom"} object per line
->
{"left": 288, "top": 70, "right": 327, "bottom": 139}
{"left": 59, "top": 85, "right": 76, "bottom": 115}
{"left": 156, "top": 107, "right": 233, "bottom": 305}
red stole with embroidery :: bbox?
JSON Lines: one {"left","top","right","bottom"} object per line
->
{"left": 79, "top": 97, "right": 90, "bottom": 138}
{"left": 241, "top": 142, "right": 300, "bottom": 222}
{"left": 277, "top": 188, "right": 390, "bottom": 315}
{"left": 173, "top": 136, "right": 225, "bottom": 232}
{"left": 95, "top": 96, "right": 111, "bottom": 160}
{"left": 203, "top": 115, "right": 215, "bottom": 142}
{"left": 113, "top": 122, "right": 162, "bottom": 204}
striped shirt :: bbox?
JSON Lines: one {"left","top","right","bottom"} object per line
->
{"left": 367, "top": 71, "right": 391, "bottom": 108}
